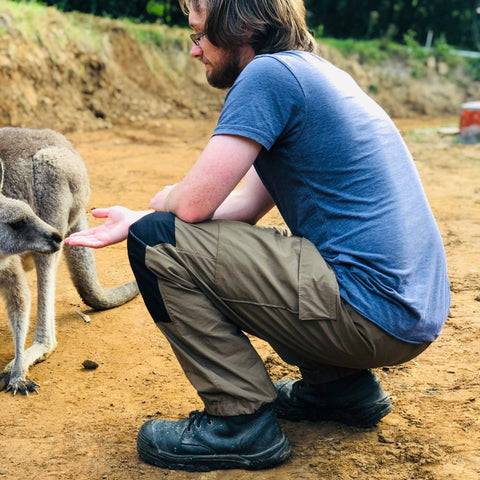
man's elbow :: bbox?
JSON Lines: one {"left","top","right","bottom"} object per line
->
{"left": 172, "top": 205, "right": 213, "bottom": 224}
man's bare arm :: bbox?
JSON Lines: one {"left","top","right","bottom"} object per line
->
{"left": 150, "top": 134, "right": 267, "bottom": 223}
{"left": 212, "top": 166, "right": 274, "bottom": 224}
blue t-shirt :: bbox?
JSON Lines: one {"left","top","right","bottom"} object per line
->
{"left": 213, "top": 51, "right": 450, "bottom": 343}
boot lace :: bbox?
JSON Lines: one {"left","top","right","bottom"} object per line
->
{"left": 187, "top": 410, "right": 213, "bottom": 431}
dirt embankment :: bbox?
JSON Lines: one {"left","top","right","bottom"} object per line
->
{"left": 0, "top": 4, "right": 224, "bottom": 133}
{"left": 0, "top": 3, "right": 479, "bottom": 134}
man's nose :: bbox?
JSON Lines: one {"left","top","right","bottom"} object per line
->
{"left": 190, "top": 43, "right": 203, "bottom": 58}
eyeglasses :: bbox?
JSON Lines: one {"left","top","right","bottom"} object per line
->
{"left": 190, "top": 31, "right": 206, "bottom": 46}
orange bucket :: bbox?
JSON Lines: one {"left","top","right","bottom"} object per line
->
{"left": 458, "top": 101, "right": 480, "bottom": 143}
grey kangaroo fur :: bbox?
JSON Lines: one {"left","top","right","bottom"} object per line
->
{"left": 0, "top": 127, "right": 139, "bottom": 395}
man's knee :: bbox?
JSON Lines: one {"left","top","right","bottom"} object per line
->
{"left": 128, "top": 211, "right": 176, "bottom": 250}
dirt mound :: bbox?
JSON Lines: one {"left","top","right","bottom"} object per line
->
{"left": 0, "top": 5, "right": 224, "bottom": 133}
{"left": 0, "top": 3, "right": 478, "bottom": 134}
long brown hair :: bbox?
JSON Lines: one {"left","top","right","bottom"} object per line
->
{"left": 179, "top": 0, "right": 316, "bottom": 54}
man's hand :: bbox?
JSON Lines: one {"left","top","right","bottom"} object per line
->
{"left": 149, "top": 185, "right": 176, "bottom": 211}
{"left": 65, "top": 207, "right": 152, "bottom": 248}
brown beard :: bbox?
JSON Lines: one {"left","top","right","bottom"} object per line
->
{"left": 206, "top": 47, "right": 243, "bottom": 89}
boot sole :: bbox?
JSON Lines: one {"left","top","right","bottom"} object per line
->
{"left": 137, "top": 430, "right": 291, "bottom": 472}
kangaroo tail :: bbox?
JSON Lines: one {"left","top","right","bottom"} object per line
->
{"left": 63, "top": 241, "right": 139, "bottom": 311}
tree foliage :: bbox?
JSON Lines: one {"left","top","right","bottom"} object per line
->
{"left": 17, "top": 0, "right": 480, "bottom": 50}
{"left": 37, "top": 0, "right": 187, "bottom": 24}
{"left": 305, "top": 0, "right": 479, "bottom": 50}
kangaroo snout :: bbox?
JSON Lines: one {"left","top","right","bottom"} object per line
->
{"left": 51, "top": 231, "right": 63, "bottom": 245}
{"left": 42, "top": 230, "right": 63, "bottom": 254}
{"left": 34, "top": 225, "right": 63, "bottom": 254}
{"left": 0, "top": 197, "right": 64, "bottom": 256}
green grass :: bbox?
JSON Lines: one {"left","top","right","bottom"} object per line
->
{"left": 0, "top": 1, "right": 104, "bottom": 52}
{"left": 122, "top": 21, "right": 189, "bottom": 51}
{"left": 0, "top": 1, "right": 192, "bottom": 54}
{"left": 316, "top": 32, "right": 473, "bottom": 82}
{"left": 0, "top": 0, "right": 194, "bottom": 77}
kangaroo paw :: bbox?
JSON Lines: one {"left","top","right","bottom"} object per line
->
{"left": 0, "top": 372, "right": 39, "bottom": 396}
{"left": 7, "top": 378, "right": 40, "bottom": 396}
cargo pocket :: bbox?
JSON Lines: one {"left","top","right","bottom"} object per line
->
{"left": 298, "top": 238, "right": 339, "bottom": 320}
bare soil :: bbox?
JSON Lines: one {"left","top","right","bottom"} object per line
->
{"left": 0, "top": 116, "right": 479, "bottom": 480}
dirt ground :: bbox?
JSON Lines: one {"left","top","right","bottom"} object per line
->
{"left": 0, "top": 116, "right": 479, "bottom": 480}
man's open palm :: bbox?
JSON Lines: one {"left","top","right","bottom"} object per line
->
{"left": 65, "top": 207, "right": 151, "bottom": 248}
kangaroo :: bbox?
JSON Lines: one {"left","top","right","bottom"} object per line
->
{"left": 0, "top": 127, "right": 139, "bottom": 395}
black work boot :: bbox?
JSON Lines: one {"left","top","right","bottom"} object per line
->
{"left": 137, "top": 404, "right": 291, "bottom": 471}
{"left": 274, "top": 369, "right": 392, "bottom": 428}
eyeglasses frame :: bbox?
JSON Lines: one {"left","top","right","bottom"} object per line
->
{"left": 190, "top": 31, "right": 206, "bottom": 46}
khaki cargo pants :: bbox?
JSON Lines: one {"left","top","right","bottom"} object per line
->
{"left": 127, "top": 212, "right": 429, "bottom": 416}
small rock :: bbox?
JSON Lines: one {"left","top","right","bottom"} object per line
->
{"left": 82, "top": 359, "right": 99, "bottom": 370}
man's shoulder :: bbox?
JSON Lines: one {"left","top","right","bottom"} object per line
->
{"left": 241, "top": 51, "right": 320, "bottom": 86}
{"left": 247, "top": 50, "right": 330, "bottom": 82}
{"left": 252, "top": 50, "right": 318, "bottom": 66}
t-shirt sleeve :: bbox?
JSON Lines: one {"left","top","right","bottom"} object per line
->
{"left": 213, "top": 56, "right": 305, "bottom": 150}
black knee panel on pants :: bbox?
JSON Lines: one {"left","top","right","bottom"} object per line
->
{"left": 127, "top": 212, "right": 176, "bottom": 323}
